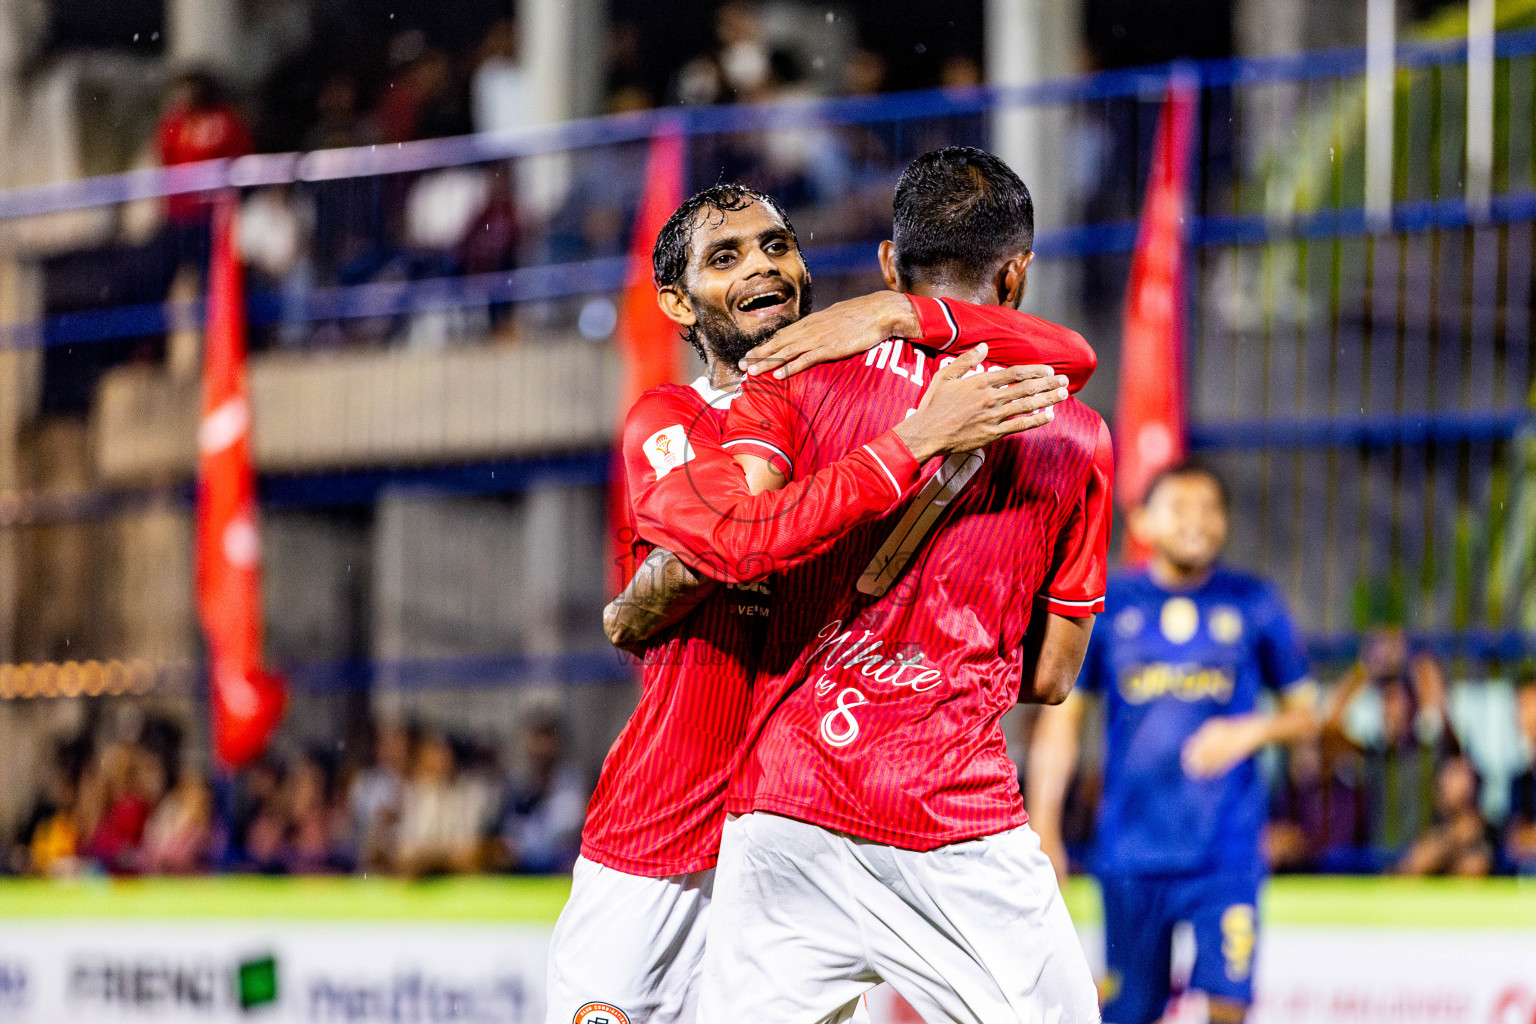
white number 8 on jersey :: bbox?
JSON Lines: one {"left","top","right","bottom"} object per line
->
{"left": 819, "top": 688, "right": 871, "bottom": 748}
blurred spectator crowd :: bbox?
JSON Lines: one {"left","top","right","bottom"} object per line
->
{"left": 8, "top": 711, "right": 588, "bottom": 879}
{"left": 1259, "top": 630, "right": 1536, "bottom": 877}
{"left": 10, "top": 634, "right": 1536, "bottom": 880}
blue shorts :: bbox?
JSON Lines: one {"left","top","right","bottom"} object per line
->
{"left": 1098, "top": 870, "right": 1262, "bottom": 1024}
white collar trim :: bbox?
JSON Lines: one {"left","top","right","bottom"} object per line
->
{"left": 690, "top": 375, "right": 739, "bottom": 409}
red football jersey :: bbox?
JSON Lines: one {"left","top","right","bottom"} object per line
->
{"left": 631, "top": 296, "right": 1095, "bottom": 583}
{"left": 581, "top": 379, "right": 924, "bottom": 876}
{"left": 722, "top": 316, "right": 1113, "bottom": 851}
{"left": 901, "top": 294, "right": 1098, "bottom": 394}
{"left": 584, "top": 296, "right": 1102, "bottom": 874}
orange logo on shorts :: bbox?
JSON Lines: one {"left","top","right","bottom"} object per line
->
{"left": 573, "top": 1002, "right": 630, "bottom": 1024}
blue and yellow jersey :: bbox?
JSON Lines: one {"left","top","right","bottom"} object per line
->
{"left": 1078, "top": 566, "right": 1310, "bottom": 876}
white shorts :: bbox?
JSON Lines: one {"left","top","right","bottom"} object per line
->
{"left": 697, "top": 812, "right": 1100, "bottom": 1024}
{"left": 545, "top": 856, "right": 714, "bottom": 1024}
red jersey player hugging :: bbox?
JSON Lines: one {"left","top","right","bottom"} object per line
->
{"left": 545, "top": 180, "right": 1099, "bottom": 1024}
{"left": 688, "top": 148, "right": 1113, "bottom": 1024}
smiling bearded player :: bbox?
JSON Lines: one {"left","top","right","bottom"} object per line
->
{"left": 545, "top": 182, "right": 1102, "bottom": 1024}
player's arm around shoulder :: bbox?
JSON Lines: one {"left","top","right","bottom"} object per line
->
{"left": 721, "top": 366, "right": 799, "bottom": 493}
{"left": 738, "top": 290, "right": 920, "bottom": 379}
{"left": 737, "top": 290, "right": 1097, "bottom": 399}
{"left": 908, "top": 296, "right": 1098, "bottom": 394}
{"left": 622, "top": 384, "right": 785, "bottom": 569}
{"left": 603, "top": 546, "right": 714, "bottom": 653}
{"left": 603, "top": 390, "right": 720, "bottom": 651}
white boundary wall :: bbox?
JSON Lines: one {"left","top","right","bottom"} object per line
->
{"left": 0, "top": 922, "right": 1532, "bottom": 1024}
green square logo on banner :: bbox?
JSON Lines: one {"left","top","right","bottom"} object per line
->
{"left": 236, "top": 956, "right": 278, "bottom": 1010}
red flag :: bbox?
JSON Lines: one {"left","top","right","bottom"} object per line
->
{"left": 610, "top": 126, "right": 687, "bottom": 590}
{"left": 196, "top": 195, "right": 285, "bottom": 769}
{"left": 615, "top": 125, "right": 687, "bottom": 412}
{"left": 1115, "top": 79, "right": 1196, "bottom": 562}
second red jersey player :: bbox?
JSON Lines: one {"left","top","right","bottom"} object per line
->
{"left": 721, "top": 334, "right": 1112, "bottom": 848}
{"left": 697, "top": 146, "right": 1109, "bottom": 1024}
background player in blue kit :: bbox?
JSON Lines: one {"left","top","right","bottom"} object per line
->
{"left": 1028, "top": 463, "right": 1320, "bottom": 1024}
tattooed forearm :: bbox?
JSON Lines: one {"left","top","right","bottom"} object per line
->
{"left": 603, "top": 546, "right": 718, "bottom": 651}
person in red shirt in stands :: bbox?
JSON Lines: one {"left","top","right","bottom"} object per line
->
{"left": 156, "top": 70, "right": 254, "bottom": 228}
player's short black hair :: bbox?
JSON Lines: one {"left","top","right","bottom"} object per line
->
{"left": 891, "top": 146, "right": 1034, "bottom": 289}
{"left": 651, "top": 183, "right": 800, "bottom": 358}
{"left": 1143, "top": 460, "right": 1232, "bottom": 510}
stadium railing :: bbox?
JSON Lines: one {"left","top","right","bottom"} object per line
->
{"left": 0, "top": 29, "right": 1532, "bottom": 707}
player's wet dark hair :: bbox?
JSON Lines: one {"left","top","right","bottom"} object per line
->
{"left": 1143, "top": 460, "right": 1232, "bottom": 510}
{"left": 652, "top": 183, "right": 801, "bottom": 359}
{"left": 891, "top": 146, "right": 1033, "bottom": 290}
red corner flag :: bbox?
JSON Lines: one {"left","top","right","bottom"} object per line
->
{"left": 610, "top": 125, "right": 687, "bottom": 590}
{"left": 197, "top": 195, "right": 285, "bottom": 769}
{"left": 1115, "top": 79, "right": 1196, "bottom": 562}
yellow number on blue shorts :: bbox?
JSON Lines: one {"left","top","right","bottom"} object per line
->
{"left": 1220, "top": 904, "right": 1256, "bottom": 982}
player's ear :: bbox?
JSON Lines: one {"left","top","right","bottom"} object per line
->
{"left": 878, "top": 240, "right": 904, "bottom": 293}
{"left": 998, "top": 251, "right": 1034, "bottom": 309}
{"left": 657, "top": 285, "right": 697, "bottom": 328}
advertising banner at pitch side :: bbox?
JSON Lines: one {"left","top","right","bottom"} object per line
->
{"left": 0, "top": 922, "right": 549, "bottom": 1024}
{"left": 1074, "top": 927, "right": 1536, "bottom": 1024}
{"left": 0, "top": 922, "right": 1532, "bottom": 1024}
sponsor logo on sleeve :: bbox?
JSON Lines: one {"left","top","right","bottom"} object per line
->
{"left": 644, "top": 426, "right": 695, "bottom": 479}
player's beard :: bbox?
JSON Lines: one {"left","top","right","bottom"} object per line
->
{"left": 690, "top": 276, "right": 814, "bottom": 370}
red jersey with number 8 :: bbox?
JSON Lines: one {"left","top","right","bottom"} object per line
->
{"left": 722, "top": 304, "right": 1114, "bottom": 850}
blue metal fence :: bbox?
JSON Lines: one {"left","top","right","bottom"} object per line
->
{"left": 1, "top": 30, "right": 1534, "bottom": 671}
